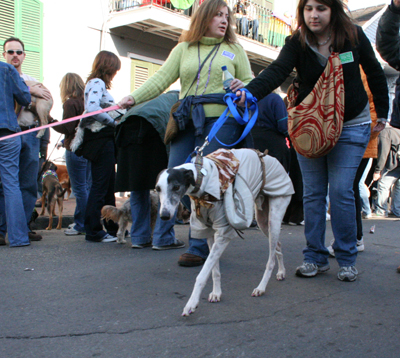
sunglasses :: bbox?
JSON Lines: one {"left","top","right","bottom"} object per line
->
{"left": 6, "top": 50, "right": 24, "bottom": 55}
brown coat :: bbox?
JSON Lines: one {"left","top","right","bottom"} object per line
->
{"left": 361, "top": 68, "right": 379, "bottom": 159}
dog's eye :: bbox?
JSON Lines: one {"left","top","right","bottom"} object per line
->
{"left": 172, "top": 185, "right": 180, "bottom": 191}
{"left": 155, "top": 186, "right": 161, "bottom": 192}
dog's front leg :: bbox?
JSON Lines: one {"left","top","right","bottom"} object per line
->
{"left": 117, "top": 217, "right": 128, "bottom": 244}
{"left": 182, "top": 235, "right": 230, "bottom": 316}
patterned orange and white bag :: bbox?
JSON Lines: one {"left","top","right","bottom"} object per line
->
{"left": 288, "top": 53, "right": 345, "bottom": 158}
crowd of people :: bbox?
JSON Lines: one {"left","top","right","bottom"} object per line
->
{"left": 1, "top": 0, "right": 400, "bottom": 277}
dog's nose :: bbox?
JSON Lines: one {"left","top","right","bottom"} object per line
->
{"left": 160, "top": 209, "right": 171, "bottom": 221}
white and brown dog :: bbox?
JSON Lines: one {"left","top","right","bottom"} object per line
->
{"left": 101, "top": 191, "right": 190, "bottom": 244}
{"left": 155, "top": 148, "right": 294, "bottom": 316}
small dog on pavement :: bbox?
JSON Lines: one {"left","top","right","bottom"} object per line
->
{"left": 40, "top": 162, "right": 67, "bottom": 230}
{"left": 101, "top": 191, "right": 190, "bottom": 244}
{"left": 155, "top": 148, "right": 294, "bottom": 316}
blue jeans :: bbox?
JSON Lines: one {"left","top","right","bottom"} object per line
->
{"left": 168, "top": 117, "right": 247, "bottom": 259}
{"left": 297, "top": 124, "right": 370, "bottom": 267}
{"left": 0, "top": 131, "right": 39, "bottom": 234}
{"left": 0, "top": 130, "right": 30, "bottom": 246}
{"left": 130, "top": 190, "right": 176, "bottom": 246}
{"left": 65, "top": 150, "right": 91, "bottom": 232}
{"left": 375, "top": 167, "right": 400, "bottom": 216}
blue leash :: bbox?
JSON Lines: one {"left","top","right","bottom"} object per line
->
{"left": 185, "top": 89, "right": 258, "bottom": 163}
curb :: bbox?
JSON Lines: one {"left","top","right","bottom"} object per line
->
{"left": 30, "top": 215, "right": 75, "bottom": 231}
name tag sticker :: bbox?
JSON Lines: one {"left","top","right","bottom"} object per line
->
{"left": 222, "top": 51, "right": 235, "bottom": 60}
{"left": 339, "top": 52, "right": 354, "bottom": 64}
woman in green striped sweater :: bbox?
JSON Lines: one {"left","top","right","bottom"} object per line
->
{"left": 118, "top": 0, "right": 253, "bottom": 266}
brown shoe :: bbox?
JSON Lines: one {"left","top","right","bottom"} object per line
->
{"left": 29, "top": 231, "right": 42, "bottom": 241}
{"left": 178, "top": 253, "right": 205, "bottom": 267}
{"left": 0, "top": 234, "right": 6, "bottom": 246}
{"left": 397, "top": 265, "right": 400, "bottom": 273}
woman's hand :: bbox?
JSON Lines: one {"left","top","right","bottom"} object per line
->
{"left": 373, "top": 172, "right": 381, "bottom": 182}
{"left": 118, "top": 95, "right": 135, "bottom": 109}
{"left": 235, "top": 89, "right": 247, "bottom": 107}
{"left": 229, "top": 79, "right": 244, "bottom": 92}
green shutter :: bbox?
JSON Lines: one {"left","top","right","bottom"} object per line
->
{"left": 130, "top": 59, "right": 162, "bottom": 93}
{"left": 0, "top": 0, "right": 43, "bottom": 81}
{"left": 0, "top": 0, "right": 15, "bottom": 44}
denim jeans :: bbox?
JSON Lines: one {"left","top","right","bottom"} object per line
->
{"left": 0, "top": 131, "right": 39, "bottom": 233}
{"left": 167, "top": 117, "right": 247, "bottom": 258}
{"left": 375, "top": 166, "right": 400, "bottom": 216}
{"left": 0, "top": 130, "right": 30, "bottom": 246}
{"left": 390, "top": 179, "right": 400, "bottom": 216}
{"left": 84, "top": 140, "right": 118, "bottom": 241}
{"left": 297, "top": 124, "right": 370, "bottom": 267}
{"left": 130, "top": 190, "right": 176, "bottom": 246}
{"left": 65, "top": 150, "right": 91, "bottom": 232}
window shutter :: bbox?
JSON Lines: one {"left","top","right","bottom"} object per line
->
{"left": 0, "top": 0, "right": 43, "bottom": 81}
{"left": 130, "top": 59, "right": 162, "bottom": 93}
{"left": 0, "top": 0, "right": 15, "bottom": 45}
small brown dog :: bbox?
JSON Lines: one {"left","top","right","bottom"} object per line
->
{"left": 40, "top": 162, "right": 67, "bottom": 230}
{"left": 101, "top": 191, "right": 190, "bottom": 244}
{"left": 55, "top": 164, "right": 71, "bottom": 200}
{"left": 16, "top": 81, "right": 53, "bottom": 138}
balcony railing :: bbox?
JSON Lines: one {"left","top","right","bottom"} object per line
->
{"left": 109, "top": 0, "right": 292, "bottom": 48}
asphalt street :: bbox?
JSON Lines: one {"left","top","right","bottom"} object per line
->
{"left": 1, "top": 215, "right": 399, "bottom": 358}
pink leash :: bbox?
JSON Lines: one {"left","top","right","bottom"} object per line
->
{"left": 0, "top": 104, "right": 121, "bottom": 142}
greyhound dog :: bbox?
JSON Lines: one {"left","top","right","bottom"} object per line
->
{"left": 155, "top": 148, "right": 294, "bottom": 316}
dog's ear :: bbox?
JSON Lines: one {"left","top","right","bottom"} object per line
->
{"left": 183, "top": 169, "right": 195, "bottom": 188}
{"left": 155, "top": 169, "right": 167, "bottom": 186}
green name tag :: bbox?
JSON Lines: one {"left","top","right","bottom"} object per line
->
{"left": 339, "top": 52, "right": 354, "bottom": 64}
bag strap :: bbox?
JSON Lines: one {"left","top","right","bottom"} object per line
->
{"left": 183, "top": 44, "right": 220, "bottom": 99}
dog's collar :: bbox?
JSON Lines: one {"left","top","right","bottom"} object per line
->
{"left": 42, "top": 170, "right": 58, "bottom": 183}
{"left": 191, "top": 154, "right": 206, "bottom": 194}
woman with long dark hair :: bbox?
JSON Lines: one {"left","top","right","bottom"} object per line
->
{"left": 238, "top": 0, "right": 388, "bottom": 282}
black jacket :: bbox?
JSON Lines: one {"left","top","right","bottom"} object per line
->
{"left": 246, "top": 26, "right": 389, "bottom": 122}
{"left": 376, "top": 126, "right": 400, "bottom": 172}
{"left": 376, "top": 2, "right": 400, "bottom": 129}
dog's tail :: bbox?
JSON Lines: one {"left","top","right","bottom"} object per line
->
{"left": 57, "top": 187, "right": 67, "bottom": 198}
{"left": 70, "top": 127, "right": 84, "bottom": 152}
{"left": 101, "top": 205, "right": 122, "bottom": 223}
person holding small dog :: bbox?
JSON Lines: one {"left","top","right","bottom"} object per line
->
{"left": 118, "top": 0, "right": 253, "bottom": 263}
{"left": 0, "top": 61, "right": 32, "bottom": 246}
{"left": 237, "top": 0, "right": 388, "bottom": 282}
{"left": 53, "top": 73, "right": 91, "bottom": 236}
{"left": 0, "top": 37, "right": 52, "bottom": 243}
{"left": 73, "top": 51, "right": 121, "bottom": 243}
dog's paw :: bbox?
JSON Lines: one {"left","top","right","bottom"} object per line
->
{"left": 276, "top": 271, "right": 286, "bottom": 281}
{"left": 182, "top": 301, "right": 198, "bottom": 316}
{"left": 46, "top": 227, "right": 52, "bottom": 231}
{"left": 208, "top": 292, "right": 221, "bottom": 303}
{"left": 117, "top": 237, "right": 126, "bottom": 244}
{"left": 251, "top": 288, "right": 265, "bottom": 297}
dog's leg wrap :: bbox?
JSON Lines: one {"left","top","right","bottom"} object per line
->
{"left": 182, "top": 235, "right": 230, "bottom": 316}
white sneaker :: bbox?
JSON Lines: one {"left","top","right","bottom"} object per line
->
{"left": 64, "top": 227, "right": 84, "bottom": 236}
{"left": 357, "top": 238, "right": 365, "bottom": 252}
{"left": 101, "top": 234, "right": 117, "bottom": 243}
{"left": 326, "top": 213, "right": 331, "bottom": 221}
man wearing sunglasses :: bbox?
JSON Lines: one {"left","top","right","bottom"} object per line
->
{"left": 0, "top": 37, "right": 51, "bottom": 243}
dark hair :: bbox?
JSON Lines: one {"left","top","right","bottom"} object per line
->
{"left": 3, "top": 37, "right": 25, "bottom": 51}
{"left": 86, "top": 51, "right": 121, "bottom": 89}
{"left": 294, "top": 0, "right": 357, "bottom": 51}
{"left": 180, "top": 0, "right": 237, "bottom": 45}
